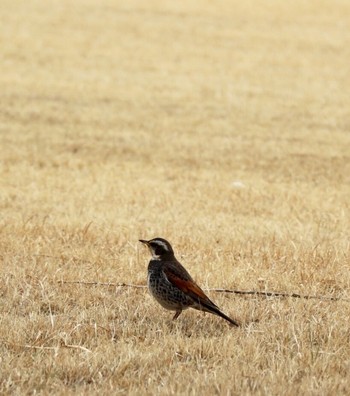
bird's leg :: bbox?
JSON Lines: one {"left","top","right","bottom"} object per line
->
{"left": 172, "top": 310, "right": 182, "bottom": 320}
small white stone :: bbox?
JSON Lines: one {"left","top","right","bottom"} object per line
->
{"left": 231, "top": 180, "right": 245, "bottom": 189}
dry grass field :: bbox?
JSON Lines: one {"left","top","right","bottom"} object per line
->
{"left": 1, "top": 0, "right": 350, "bottom": 394}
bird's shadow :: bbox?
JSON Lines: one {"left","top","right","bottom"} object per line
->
{"left": 149, "top": 312, "right": 255, "bottom": 338}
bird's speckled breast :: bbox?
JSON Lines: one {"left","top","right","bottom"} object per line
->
{"left": 147, "top": 260, "right": 193, "bottom": 311}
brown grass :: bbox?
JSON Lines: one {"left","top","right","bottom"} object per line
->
{"left": 1, "top": 0, "right": 350, "bottom": 394}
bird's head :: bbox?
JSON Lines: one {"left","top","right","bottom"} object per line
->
{"left": 139, "top": 237, "right": 175, "bottom": 260}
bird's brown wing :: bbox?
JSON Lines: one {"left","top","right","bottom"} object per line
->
{"left": 162, "top": 261, "right": 219, "bottom": 309}
{"left": 163, "top": 260, "right": 240, "bottom": 326}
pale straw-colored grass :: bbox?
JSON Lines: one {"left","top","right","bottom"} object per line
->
{"left": 1, "top": 0, "right": 350, "bottom": 394}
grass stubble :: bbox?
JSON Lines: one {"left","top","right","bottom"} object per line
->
{"left": 1, "top": 0, "right": 350, "bottom": 394}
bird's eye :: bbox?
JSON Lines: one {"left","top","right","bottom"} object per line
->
{"left": 151, "top": 242, "right": 166, "bottom": 255}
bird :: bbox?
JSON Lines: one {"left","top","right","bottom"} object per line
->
{"left": 139, "top": 237, "right": 240, "bottom": 326}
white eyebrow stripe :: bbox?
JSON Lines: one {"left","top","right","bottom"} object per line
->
{"left": 152, "top": 240, "right": 170, "bottom": 251}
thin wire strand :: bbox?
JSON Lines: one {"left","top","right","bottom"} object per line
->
{"left": 57, "top": 281, "right": 349, "bottom": 302}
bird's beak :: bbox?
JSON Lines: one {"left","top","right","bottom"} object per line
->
{"left": 139, "top": 239, "right": 149, "bottom": 245}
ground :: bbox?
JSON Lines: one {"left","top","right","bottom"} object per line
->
{"left": 1, "top": 0, "right": 350, "bottom": 394}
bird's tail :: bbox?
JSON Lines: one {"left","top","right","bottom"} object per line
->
{"left": 214, "top": 309, "right": 240, "bottom": 327}
{"left": 195, "top": 300, "right": 240, "bottom": 327}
